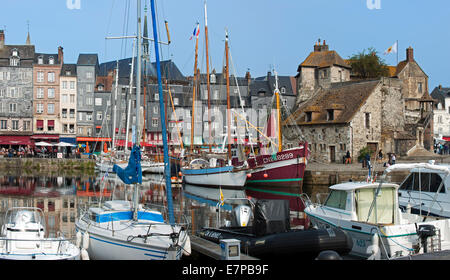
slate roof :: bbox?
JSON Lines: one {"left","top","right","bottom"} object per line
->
{"left": 34, "top": 53, "right": 60, "bottom": 64}
{"left": 250, "top": 73, "right": 295, "bottom": 97}
{"left": 284, "top": 80, "right": 380, "bottom": 126}
{"left": 98, "top": 58, "right": 186, "bottom": 82}
{"left": 431, "top": 86, "right": 450, "bottom": 107}
{"left": 77, "top": 54, "right": 99, "bottom": 66}
{"left": 60, "top": 64, "right": 77, "bottom": 76}
{"left": 0, "top": 45, "right": 35, "bottom": 66}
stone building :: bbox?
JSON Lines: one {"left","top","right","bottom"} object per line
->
{"left": 295, "top": 40, "right": 351, "bottom": 105}
{"left": 391, "top": 47, "right": 434, "bottom": 151}
{"left": 284, "top": 78, "right": 410, "bottom": 162}
{"left": 0, "top": 30, "right": 35, "bottom": 147}
{"left": 32, "top": 48, "right": 63, "bottom": 144}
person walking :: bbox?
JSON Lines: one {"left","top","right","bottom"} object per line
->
{"left": 378, "top": 150, "right": 383, "bottom": 163}
{"left": 391, "top": 153, "right": 396, "bottom": 165}
{"left": 345, "top": 151, "right": 351, "bottom": 164}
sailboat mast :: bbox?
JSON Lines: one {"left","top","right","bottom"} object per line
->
{"left": 112, "top": 60, "right": 119, "bottom": 151}
{"left": 205, "top": 1, "right": 212, "bottom": 152}
{"left": 136, "top": 0, "right": 142, "bottom": 146}
{"left": 274, "top": 71, "right": 282, "bottom": 152}
{"left": 150, "top": 0, "right": 175, "bottom": 225}
{"left": 125, "top": 39, "right": 136, "bottom": 152}
{"left": 191, "top": 23, "right": 199, "bottom": 154}
{"left": 225, "top": 30, "right": 231, "bottom": 160}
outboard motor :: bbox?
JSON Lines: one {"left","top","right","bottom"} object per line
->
{"left": 233, "top": 205, "right": 252, "bottom": 227}
{"left": 417, "top": 224, "right": 437, "bottom": 253}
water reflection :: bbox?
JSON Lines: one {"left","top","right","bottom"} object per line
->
{"left": 0, "top": 173, "right": 305, "bottom": 244}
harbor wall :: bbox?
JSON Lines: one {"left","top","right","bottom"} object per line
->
{"left": 0, "top": 158, "right": 96, "bottom": 177}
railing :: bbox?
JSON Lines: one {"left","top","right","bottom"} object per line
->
{"left": 0, "top": 235, "right": 73, "bottom": 256}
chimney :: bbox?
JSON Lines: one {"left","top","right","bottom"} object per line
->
{"left": 439, "top": 84, "right": 442, "bottom": 90}
{"left": 406, "top": 46, "right": 414, "bottom": 62}
{"left": 58, "top": 46, "right": 64, "bottom": 65}
{"left": 245, "top": 70, "right": 251, "bottom": 84}
{"left": 314, "top": 39, "right": 329, "bottom": 52}
{"left": 0, "top": 30, "right": 4, "bottom": 49}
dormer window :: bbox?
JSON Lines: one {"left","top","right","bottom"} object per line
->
{"left": 210, "top": 73, "right": 216, "bottom": 84}
{"left": 306, "top": 112, "right": 312, "bottom": 122}
{"left": 49, "top": 56, "right": 55, "bottom": 65}
{"left": 327, "top": 109, "right": 334, "bottom": 121}
{"left": 281, "top": 87, "right": 286, "bottom": 94}
{"left": 38, "top": 56, "right": 43, "bottom": 64}
{"left": 98, "top": 85, "right": 104, "bottom": 91}
{"left": 10, "top": 49, "right": 20, "bottom": 66}
{"left": 66, "top": 71, "right": 71, "bottom": 76}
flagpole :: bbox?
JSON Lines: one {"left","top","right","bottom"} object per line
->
{"left": 396, "top": 40, "right": 399, "bottom": 66}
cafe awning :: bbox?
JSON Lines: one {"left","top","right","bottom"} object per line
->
{"left": 0, "top": 136, "right": 33, "bottom": 146}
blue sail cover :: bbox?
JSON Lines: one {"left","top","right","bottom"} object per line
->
{"left": 113, "top": 145, "right": 143, "bottom": 184}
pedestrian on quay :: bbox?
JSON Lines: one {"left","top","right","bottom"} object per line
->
{"left": 377, "top": 150, "right": 383, "bottom": 163}
{"left": 345, "top": 151, "right": 351, "bottom": 164}
{"left": 365, "top": 153, "right": 371, "bottom": 169}
{"left": 391, "top": 153, "right": 396, "bottom": 165}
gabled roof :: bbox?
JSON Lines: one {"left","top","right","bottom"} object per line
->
{"left": 0, "top": 45, "right": 35, "bottom": 66}
{"left": 77, "top": 54, "right": 99, "bottom": 66}
{"left": 284, "top": 80, "right": 380, "bottom": 125}
{"left": 299, "top": 50, "right": 351, "bottom": 71}
{"left": 431, "top": 86, "right": 450, "bottom": 107}
{"left": 60, "top": 64, "right": 77, "bottom": 76}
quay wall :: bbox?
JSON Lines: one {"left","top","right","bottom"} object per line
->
{"left": 0, "top": 158, "right": 96, "bottom": 177}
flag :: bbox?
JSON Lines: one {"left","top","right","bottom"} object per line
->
{"left": 384, "top": 41, "right": 398, "bottom": 55}
{"left": 189, "top": 23, "right": 200, "bottom": 40}
{"left": 219, "top": 187, "right": 224, "bottom": 206}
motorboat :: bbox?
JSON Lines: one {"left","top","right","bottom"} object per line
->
{"left": 197, "top": 198, "right": 353, "bottom": 259}
{"left": 396, "top": 162, "right": 450, "bottom": 218}
{"left": 75, "top": 200, "right": 191, "bottom": 260}
{"left": 0, "top": 207, "right": 80, "bottom": 260}
{"left": 303, "top": 165, "right": 450, "bottom": 259}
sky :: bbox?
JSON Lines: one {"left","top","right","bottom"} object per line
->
{"left": 1, "top": 0, "right": 449, "bottom": 90}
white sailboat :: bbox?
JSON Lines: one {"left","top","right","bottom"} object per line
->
{"left": 303, "top": 164, "right": 450, "bottom": 259}
{"left": 0, "top": 207, "right": 80, "bottom": 260}
{"left": 75, "top": 0, "right": 191, "bottom": 260}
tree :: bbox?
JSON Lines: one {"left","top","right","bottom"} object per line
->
{"left": 348, "top": 48, "right": 390, "bottom": 79}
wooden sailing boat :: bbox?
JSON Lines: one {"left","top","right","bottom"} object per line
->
{"left": 235, "top": 71, "right": 309, "bottom": 211}
{"left": 181, "top": 28, "right": 248, "bottom": 190}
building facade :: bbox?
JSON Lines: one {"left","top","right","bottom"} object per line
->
{"left": 59, "top": 64, "right": 77, "bottom": 144}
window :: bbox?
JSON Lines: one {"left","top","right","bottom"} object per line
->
{"left": 37, "top": 103, "right": 44, "bottom": 113}
{"left": 9, "top": 103, "right": 17, "bottom": 113}
{"left": 0, "top": 120, "right": 7, "bottom": 129}
{"left": 95, "top": 98, "right": 102, "bottom": 106}
{"left": 86, "top": 97, "right": 93, "bottom": 105}
{"left": 63, "top": 124, "right": 68, "bottom": 133}
{"left": 70, "top": 81, "right": 75, "bottom": 89}
{"left": 418, "top": 82, "right": 423, "bottom": 93}
{"left": 48, "top": 72, "right": 55, "bottom": 83}
{"left": 69, "top": 124, "right": 75, "bottom": 133}
{"left": 97, "top": 112, "right": 102, "bottom": 120}
{"left": 62, "top": 81, "right": 67, "bottom": 89}
{"left": 87, "top": 127, "right": 92, "bottom": 136}
{"left": 47, "top": 103, "right": 55, "bottom": 114}
{"left": 86, "top": 72, "right": 93, "bottom": 79}
{"left": 365, "top": 112, "right": 370, "bottom": 129}
{"left": 78, "top": 112, "right": 83, "bottom": 121}
{"left": 37, "top": 71, "right": 44, "bottom": 82}
{"left": 10, "top": 57, "right": 19, "bottom": 66}
{"left": 306, "top": 112, "right": 312, "bottom": 122}
{"left": 0, "top": 89, "right": 4, "bottom": 97}
{"left": 327, "top": 109, "right": 334, "bottom": 121}
{"left": 38, "top": 56, "right": 43, "bottom": 64}
{"left": 324, "top": 190, "right": 347, "bottom": 210}
{"left": 62, "top": 109, "right": 67, "bottom": 118}
{"left": 355, "top": 187, "right": 395, "bottom": 224}
{"left": 400, "top": 172, "right": 445, "bottom": 193}
{"left": 11, "top": 120, "right": 19, "bottom": 130}
{"left": 86, "top": 84, "right": 93, "bottom": 92}
{"left": 86, "top": 113, "right": 92, "bottom": 121}
{"left": 62, "top": 94, "right": 68, "bottom": 103}
{"left": 47, "top": 120, "right": 55, "bottom": 131}
{"left": 70, "top": 109, "right": 75, "bottom": 118}
{"left": 152, "top": 118, "right": 158, "bottom": 127}
{"left": 36, "top": 120, "right": 44, "bottom": 131}
{"left": 49, "top": 56, "right": 54, "bottom": 65}
{"left": 78, "top": 127, "right": 83, "bottom": 135}
{"left": 70, "top": 94, "right": 75, "bottom": 103}
{"left": 24, "top": 121, "right": 31, "bottom": 131}
{"left": 37, "top": 88, "right": 44, "bottom": 99}
{"left": 154, "top": 93, "right": 159, "bottom": 101}
{"left": 153, "top": 106, "right": 158, "bottom": 114}
{"left": 174, "top": 98, "right": 179, "bottom": 106}
{"left": 48, "top": 88, "right": 55, "bottom": 99}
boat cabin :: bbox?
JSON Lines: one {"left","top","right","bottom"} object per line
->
{"left": 1, "top": 208, "right": 45, "bottom": 236}
{"left": 323, "top": 182, "right": 401, "bottom": 225}
{"left": 87, "top": 200, "right": 164, "bottom": 224}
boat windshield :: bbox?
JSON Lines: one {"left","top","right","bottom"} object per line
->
{"left": 6, "top": 208, "right": 43, "bottom": 226}
{"left": 399, "top": 172, "right": 445, "bottom": 193}
{"left": 355, "top": 187, "right": 396, "bottom": 224}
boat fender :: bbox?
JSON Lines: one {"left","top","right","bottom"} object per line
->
{"left": 81, "top": 248, "right": 90, "bottom": 260}
{"left": 76, "top": 231, "right": 82, "bottom": 248}
{"left": 367, "top": 233, "right": 381, "bottom": 260}
{"left": 82, "top": 232, "right": 90, "bottom": 250}
{"left": 183, "top": 235, "right": 191, "bottom": 256}
{"left": 315, "top": 250, "right": 342, "bottom": 260}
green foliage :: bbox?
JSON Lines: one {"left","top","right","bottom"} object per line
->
{"left": 357, "top": 146, "right": 372, "bottom": 162}
{"left": 348, "top": 48, "right": 390, "bottom": 79}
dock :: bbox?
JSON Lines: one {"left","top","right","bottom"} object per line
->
{"left": 189, "top": 235, "right": 259, "bottom": 260}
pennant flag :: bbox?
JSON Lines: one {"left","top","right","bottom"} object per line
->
{"left": 113, "top": 145, "right": 142, "bottom": 184}
{"left": 189, "top": 23, "right": 200, "bottom": 40}
{"left": 219, "top": 187, "right": 224, "bottom": 206}
{"left": 384, "top": 41, "right": 398, "bottom": 55}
